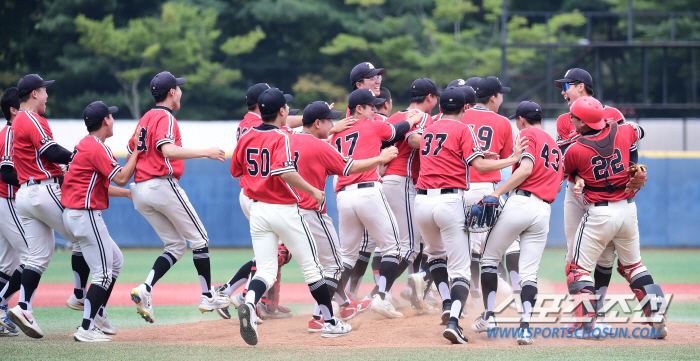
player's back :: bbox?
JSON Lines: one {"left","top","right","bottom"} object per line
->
{"left": 128, "top": 108, "right": 183, "bottom": 182}
{"left": 62, "top": 136, "right": 119, "bottom": 210}
{"left": 332, "top": 118, "right": 392, "bottom": 192}
{"left": 461, "top": 107, "right": 513, "bottom": 182}
{"left": 10, "top": 110, "right": 61, "bottom": 183}
{"left": 515, "top": 128, "right": 563, "bottom": 203}
{"left": 237, "top": 112, "right": 263, "bottom": 141}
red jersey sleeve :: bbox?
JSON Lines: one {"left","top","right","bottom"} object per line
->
{"left": 500, "top": 120, "right": 514, "bottom": 159}
{"left": 27, "top": 115, "right": 57, "bottom": 154}
{"left": 269, "top": 131, "right": 296, "bottom": 176}
{"left": 153, "top": 112, "right": 176, "bottom": 150}
{"left": 91, "top": 142, "right": 122, "bottom": 181}
{"left": 320, "top": 141, "right": 355, "bottom": 177}
{"left": 463, "top": 126, "right": 484, "bottom": 164}
{"left": 519, "top": 129, "right": 537, "bottom": 164}
{"left": 563, "top": 145, "right": 579, "bottom": 176}
{"left": 371, "top": 120, "right": 396, "bottom": 142}
{"left": 230, "top": 136, "right": 246, "bottom": 179}
{"left": 556, "top": 113, "right": 573, "bottom": 140}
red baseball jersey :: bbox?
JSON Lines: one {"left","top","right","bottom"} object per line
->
{"left": 563, "top": 123, "right": 644, "bottom": 204}
{"left": 515, "top": 128, "right": 564, "bottom": 203}
{"left": 62, "top": 136, "right": 122, "bottom": 210}
{"left": 331, "top": 118, "right": 397, "bottom": 192}
{"left": 416, "top": 118, "right": 483, "bottom": 190}
{"left": 231, "top": 124, "right": 300, "bottom": 204}
{"left": 9, "top": 111, "right": 62, "bottom": 183}
{"left": 292, "top": 133, "right": 354, "bottom": 212}
{"left": 0, "top": 124, "right": 18, "bottom": 198}
{"left": 384, "top": 111, "right": 430, "bottom": 179}
{"left": 126, "top": 108, "right": 183, "bottom": 182}
{"left": 556, "top": 105, "right": 626, "bottom": 143}
{"left": 237, "top": 112, "right": 263, "bottom": 141}
{"left": 461, "top": 106, "right": 514, "bottom": 183}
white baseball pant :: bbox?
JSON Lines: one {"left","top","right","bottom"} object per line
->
{"left": 0, "top": 197, "right": 27, "bottom": 275}
{"left": 299, "top": 209, "right": 343, "bottom": 281}
{"left": 481, "top": 191, "right": 550, "bottom": 285}
{"left": 382, "top": 175, "right": 420, "bottom": 263}
{"left": 63, "top": 209, "right": 123, "bottom": 289}
{"left": 249, "top": 201, "right": 324, "bottom": 288}
{"left": 415, "top": 190, "right": 471, "bottom": 280}
{"left": 239, "top": 189, "right": 254, "bottom": 220}
{"left": 337, "top": 183, "right": 401, "bottom": 268}
{"left": 15, "top": 180, "right": 81, "bottom": 273}
{"left": 130, "top": 177, "right": 208, "bottom": 260}
{"left": 572, "top": 199, "right": 643, "bottom": 283}
{"left": 564, "top": 182, "right": 616, "bottom": 267}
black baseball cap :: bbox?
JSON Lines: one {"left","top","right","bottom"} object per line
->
{"left": 348, "top": 88, "right": 385, "bottom": 109}
{"left": 83, "top": 101, "right": 118, "bottom": 127}
{"left": 509, "top": 101, "right": 543, "bottom": 121}
{"left": 554, "top": 68, "right": 593, "bottom": 89}
{"left": 350, "top": 62, "right": 385, "bottom": 89}
{"left": 150, "top": 71, "right": 186, "bottom": 95}
{"left": 302, "top": 101, "right": 343, "bottom": 125}
{"left": 447, "top": 79, "right": 476, "bottom": 104}
{"left": 440, "top": 87, "right": 466, "bottom": 112}
{"left": 449, "top": 79, "right": 467, "bottom": 87}
{"left": 475, "top": 76, "right": 511, "bottom": 98}
{"left": 465, "top": 77, "right": 482, "bottom": 88}
{"left": 410, "top": 78, "right": 441, "bottom": 97}
{"left": 246, "top": 83, "right": 271, "bottom": 107}
{"left": 258, "top": 88, "right": 299, "bottom": 116}
{"left": 17, "top": 74, "right": 55, "bottom": 98}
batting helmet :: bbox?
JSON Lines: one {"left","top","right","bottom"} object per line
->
{"left": 570, "top": 96, "right": 605, "bottom": 130}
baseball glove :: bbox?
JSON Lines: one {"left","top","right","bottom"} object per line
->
{"left": 465, "top": 195, "right": 502, "bottom": 233}
{"left": 625, "top": 163, "right": 648, "bottom": 193}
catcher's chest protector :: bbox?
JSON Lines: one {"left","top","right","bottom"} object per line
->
{"left": 575, "top": 122, "right": 619, "bottom": 159}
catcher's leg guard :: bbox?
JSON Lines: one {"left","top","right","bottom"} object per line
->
{"left": 628, "top": 269, "right": 668, "bottom": 324}
{"left": 565, "top": 262, "right": 596, "bottom": 332}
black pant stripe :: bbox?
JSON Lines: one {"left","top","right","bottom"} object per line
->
{"left": 6, "top": 198, "right": 28, "bottom": 247}
{"left": 296, "top": 207, "right": 323, "bottom": 275}
{"left": 378, "top": 189, "right": 401, "bottom": 249}
{"left": 403, "top": 178, "right": 415, "bottom": 259}
{"left": 573, "top": 210, "right": 590, "bottom": 264}
{"left": 88, "top": 211, "right": 108, "bottom": 289}
{"left": 167, "top": 179, "right": 209, "bottom": 243}
{"left": 316, "top": 211, "right": 343, "bottom": 280}
{"left": 46, "top": 185, "right": 64, "bottom": 212}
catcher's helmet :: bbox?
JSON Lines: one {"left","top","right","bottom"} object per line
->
{"left": 570, "top": 96, "right": 605, "bottom": 130}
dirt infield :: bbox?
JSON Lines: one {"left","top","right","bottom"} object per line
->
{"left": 114, "top": 304, "right": 698, "bottom": 348}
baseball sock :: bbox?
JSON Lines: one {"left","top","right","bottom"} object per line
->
{"left": 0, "top": 272, "right": 10, "bottom": 298}
{"left": 412, "top": 244, "right": 424, "bottom": 274}
{"left": 449, "top": 277, "right": 470, "bottom": 320}
{"left": 377, "top": 255, "right": 400, "bottom": 300}
{"left": 427, "top": 259, "right": 450, "bottom": 306}
{"left": 144, "top": 252, "right": 177, "bottom": 293}
{"left": 371, "top": 251, "right": 381, "bottom": 283}
{"left": 220, "top": 260, "right": 255, "bottom": 296}
{"left": 313, "top": 304, "right": 322, "bottom": 319}
{"left": 506, "top": 252, "right": 521, "bottom": 293}
{"left": 470, "top": 253, "right": 481, "bottom": 296}
{"left": 481, "top": 266, "right": 498, "bottom": 318}
{"left": 245, "top": 277, "right": 267, "bottom": 305}
{"left": 192, "top": 247, "right": 212, "bottom": 298}
{"left": 72, "top": 252, "right": 90, "bottom": 299}
{"left": 308, "top": 279, "right": 336, "bottom": 325}
{"left": 348, "top": 251, "right": 371, "bottom": 296}
{"left": 594, "top": 264, "right": 613, "bottom": 315}
{"left": 519, "top": 282, "right": 537, "bottom": 329}
{"left": 324, "top": 277, "right": 339, "bottom": 302}
{"left": 18, "top": 266, "right": 42, "bottom": 311}
{"left": 97, "top": 276, "right": 117, "bottom": 318}
{"left": 336, "top": 263, "right": 353, "bottom": 305}
{"left": 81, "top": 284, "right": 107, "bottom": 330}
{"left": 0, "top": 265, "right": 23, "bottom": 305}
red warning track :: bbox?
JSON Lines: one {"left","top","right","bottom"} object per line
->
{"left": 6, "top": 283, "right": 699, "bottom": 307}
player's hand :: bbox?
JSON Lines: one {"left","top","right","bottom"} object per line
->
{"left": 482, "top": 151, "right": 499, "bottom": 160}
{"left": 331, "top": 117, "right": 355, "bottom": 134}
{"left": 125, "top": 189, "right": 133, "bottom": 200}
{"left": 405, "top": 110, "right": 424, "bottom": 127}
{"left": 512, "top": 136, "right": 529, "bottom": 157}
{"left": 378, "top": 146, "right": 398, "bottom": 163}
{"left": 377, "top": 163, "right": 389, "bottom": 177}
{"left": 311, "top": 188, "right": 325, "bottom": 209}
{"left": 206, "top": 147, "right": 226, "bottom": 163}
{"left": 574, "top": 176, "right": 585, "bottom": 200}
{"left": 59, "top": 164, "right": 67, "bottom": 174}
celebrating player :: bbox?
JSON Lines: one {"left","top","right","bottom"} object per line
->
{"left": 127, "top": 71, "right": 229, "bottom": 324}
{"left": 62, "top": 101, "right": 140, "bottom": 342}
{"left": 471, "top": 101, "right": 564, "bottom": 345}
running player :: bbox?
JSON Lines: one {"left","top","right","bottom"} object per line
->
{"left": 127, "top": 71, "right": 229, "bottom": 324}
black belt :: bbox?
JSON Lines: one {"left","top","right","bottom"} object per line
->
{"left": 515, "top": 189, "right": 551, "bottom": 204}
{"left": 416, "top": 188, "right": 460, "bottom": 195}
{"left": 339, "top": 182, "right": 375, "bottom": 192}
{"left": 594, "top": 198, "right": 634, "bottom": 207}
{"left": 24, "top": 177, "right": 60, "bottom": 186}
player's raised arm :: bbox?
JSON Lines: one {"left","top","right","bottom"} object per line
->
{"left": 470, "top": 134, "right": 528, "bottom": 173}
{"left": 347, "top": 146, "right": 398, "bottom": 174}
{"left": 111, "top": 127, "right": 143, "bottom": 186}
{"left": 160, "top": 143, "right": 225, "bottom": 162}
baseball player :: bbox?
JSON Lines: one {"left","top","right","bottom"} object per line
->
{"left": 231, "top": 88, "right": 352, "bottom": 344}
{"left": 563, "top": 96, "right": 667, "bottom": 338}
{"left": 4, "top": 74, "right": 92, "bottom": 339}
{"left": 293, "top": 101, "right": 399, "bottom": 329}
{"left": 351, "top": 62, "right": 384, "bottom": 96}
{"left": 127, "top": 71, "right": 229, "bottom": 324}
{"left": 412, "top": 87, "right": 526, "bottom": 344}
{"left": 332, "top": 88, "right": 422, "bottom": 319}
{"left": 0, "top": 87, "right": 24, "bottom": 337}
{"left": 554, "top": 68, "right": 632, "bottom": 327}
{"left": 62, "top": 101, "right": 140, "bottom": 342}
{"left": 471, "top": 101, "right": 564, "bottom": 346}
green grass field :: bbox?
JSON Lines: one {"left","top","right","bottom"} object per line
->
{"left": 2, "top": 248, "right": 698, "bottom": 360}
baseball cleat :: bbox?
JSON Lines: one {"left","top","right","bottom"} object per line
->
{"left": 370, "top": 294, "right": 403, "bottom": 319}
{"left": 230, "top": 292, "right": 245, "bottom": 309}
{"left": 517, "top": 328, "right": 534, "bottom": 345}
{"left": 440, "top": 301, "right": 452, "bottom": 325}
{"left": 321, "top": 318, "right": 352, "bottom": 338}
{"left": 471, "top": 313, "right": 497, "bottom": 333}
{"left": 74, "top": 326, "right": 112, "bottom": 342}
{"left": 0, "top": 326, "right": 18, "bottom": 337}
{"left": 357, "top": 297, "right": 372, "bottom": 313}
{"left": 592, "top": 320, "right": 612, "bottom": 338}
{"left": 130, "top": 284, "right": 154, "bottom": 323}
{"left": 8, "top": 305, "right": 44, "bottom": 338}
{"left": 339, "top": 298, "right": 359, "bottom": 321}
{"left": 651, "top": 313, "right": 668, "bottom": 339}
{"left": 94, "top": 311, "right": 117, "bottom": 335}
{"left": 259, "top": 303, "right": 292, "bottom": 319}
{"left": 199, "top": 290, "right": 231, "bottom": 313}
{"left": 238, "top": 302, "right": 259, "bottom": 346}
{"left": 0, "top": 304, "right": 16, "bottom": 330}
{"left": 308, "top": 318, "right": 324, "bottom": 333}
{"left": 217, "top": 306, "right": 232, "bottom": 319}
{"left": 66, "top": 294, "right": 85, "bottom": 311}
{"left": 443, "top": 319, "right": 468, "bottom": 344}
{"left": 408, "top": 272, "right": 428, "bottom": 310}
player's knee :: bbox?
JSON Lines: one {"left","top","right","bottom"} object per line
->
{"left": 189, "top": 237, "right": 208, "bottom": 252}
{"left": 616, "top": 259, "right": 648, "bottom": 283}
{"left": 164, "top": 242, "right": 187, "bottom": 261}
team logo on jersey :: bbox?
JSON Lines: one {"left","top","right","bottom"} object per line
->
{"left": 283, "top": 161, "right": 295, "bottom": 167}
{"left": 366, "top": 62, "right": 375, "bottom": 69}
{"left": 111, "top": 161, "right": 119, "bottom": 168}
{"left": 39, "top": 136, "right": 52, "bottom": 144}
{"left": 165, "top": 135, "right": 174, "bottom": 141}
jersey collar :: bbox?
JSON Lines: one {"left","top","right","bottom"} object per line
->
{"left": 582, "top": 128, "right": 604, "bottom": 138}
{"left": 256, "top": 123, "right": 279, "bottom": 131}
{"left": 153, "top": 106, "right": 173, "bottom": 114}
